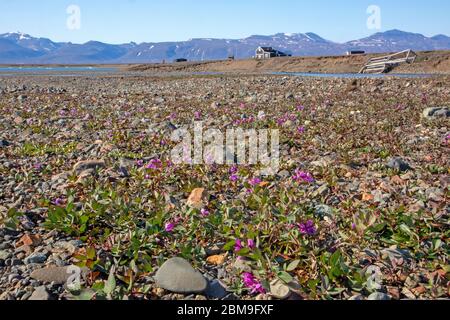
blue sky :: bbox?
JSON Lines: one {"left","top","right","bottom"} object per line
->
{"left": 0, "top": 0, "right": 449, "bottom": 44}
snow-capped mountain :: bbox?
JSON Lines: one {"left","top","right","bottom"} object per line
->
{"left": 0, "top": 30, "right": 449, "bottom": 64}
{"left": 346, "top": 29, "right": 450, "bottom": 52}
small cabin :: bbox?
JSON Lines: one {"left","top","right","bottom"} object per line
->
{"left": 174, "top": 58, "right": 188, "bottom": 63}
{"left": 255, "top": 47, "right": 289, "bottom": 59}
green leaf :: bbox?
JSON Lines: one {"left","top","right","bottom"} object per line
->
{"left": 104, "top": 269, "right": 116, "bottom": 295}
{"left": 399, "top": 224, "right": 413, "bottom": 236}
{"left": 286, "top": 259, "right": 300, "bottom": 272}
{"left": 223, "top": 240, "right": 236, "bottom": 251}
{"left": 86, "top": 247, "right": 96, "bottom": 260}
{"left": 432, "top": 239, "right": 442, "bottom": 251}
{"left": 330, "top": 250, "right": 341, "bottom": 267}
{"left": 278, "top": 271, "right": 293, "bottom": 284}
{"left": 308, "top": 279, "right": 319, "bottom": 293}
{"left": 236, "top": 248, "right": 250, "bottom": 256}
{"left": 369, "top": 223, "right": 386, "bottom": 233}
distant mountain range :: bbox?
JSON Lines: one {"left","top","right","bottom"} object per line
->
{"left": 1, "top": 29, "right": 449, "bottom": 64}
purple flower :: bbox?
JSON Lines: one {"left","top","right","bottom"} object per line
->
{"left": 277, "top": 118, "right": 287, "bottom": 126}
{"left": 165, "top": 222, "right": 175, "bottom": 232}
{"left": 33, "top": 163, "right": 42, "bottom": 171}
{"left": 249, "top": 177, "right": 261, "bottom": 187}
{"left": 297, "top": 105, "right": 305, "bottom": 111}
{"left": 194, "top": 111, "right": 202, "bottom": 120}
{"left": 242, "top": 272, "right": 266, "bottom": 294}
{"left": 247, "top": 239, "right": 255, "bottom": 249}
{"left": 298, "top": 220, "right": 317, "bottom": 236}
{"left": 297, "top": 126, "right": 306, "bottom": 134}
{"left": 52, "top": 198, "right": 64, "bottom": 206}
{"left": 230, "top": 174, "right": 239, "bottom": 182}
{"left": 146, "top": 159, "right": 162, "bottom": 170}
{"left": 229, "top": 165, "right": 238, "bottom": 174}
{"left": 136, "top": 160, "right": 144, "bottom": 167}
{"left": 234, "top": 239, "right": 243, "bottom": 252}
{"left": 200, "top": 208, "right": 210, "bottom": 217}
{"left": 444, "top": 133, "right": 450, "bottom": 144}
{"left": 292, "top": 169, "right": 314, "bottom": 183}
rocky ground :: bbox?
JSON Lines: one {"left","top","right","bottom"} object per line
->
{"left": 0, "top": 73, "right": 448, "bottom": 300}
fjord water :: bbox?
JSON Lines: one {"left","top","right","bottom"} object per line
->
{"left": 0, "top": 66, "right": 118, "bottom": 76}
{"left": 0, "top": 66, "right": 432, "bottom": 78}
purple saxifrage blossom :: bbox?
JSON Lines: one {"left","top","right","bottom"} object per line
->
{"left": 242, "top": 272, "right": 266, "bottom": 294}
{"left": 298, "top": 220, "right": 317, "bottom": 236}
{"left": 292, "top": 169, "right": 314, "bottom": 183}
{"left": 234, "top": 239, "right": 243, "bottom": 252}
{"left": 164, "top": 222, "right": 175, "bottom": 232}
{"left": 200, "top": 208, "right": 210, "bottom": 217}
{"left": 249, "top": 177, "right": 262, "bottom": 187}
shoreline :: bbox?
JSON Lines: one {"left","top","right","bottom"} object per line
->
{"left": 0, "top": 50, "right": 449, "bottom": 75}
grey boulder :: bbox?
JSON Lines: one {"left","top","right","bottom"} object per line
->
{"left": 155, "top": 257, "right": 207, "bottom": 294}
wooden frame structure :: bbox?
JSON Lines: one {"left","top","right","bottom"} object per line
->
{"left": 359, "top": 49, "right": 417, "bottom": 74}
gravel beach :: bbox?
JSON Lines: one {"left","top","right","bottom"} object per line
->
{"left": 0, "top": 72, "right": 448, "bottom": 300}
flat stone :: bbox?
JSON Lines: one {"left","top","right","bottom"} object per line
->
{"left": 0, "top": 250, "right": 11, "bottom": 260}
{"left": 24, "top": 252, "right": 47, "bottom": 264}
{"left": 72, "top": 159, "right": 106, "bottom": 176}
{"left": 205, "top": 280, "right": 228, "bottom": 299}
{"left": 155, "top": 257, "right": 207, "bottom": 294}
{"left": 31, "top": 266, "right": 82, "bottom": 285}
{"left": 314, "top": 204, "right": 334, "bottom": 219}
{"left": 422, "top": 107, "right": 450, "bottom": 119}
{"left": 186, "top": 188, "right": 209, "bottom": 209}
{"left": 0, "top": 139, "right": 11, "bottom": 148}
{"left": 206, "top": 254, "right": 226, "bottom": 266}
{"left": 16, "top": 234, "right": 41, "bottom": 247}
{"left": 233, "top": 259, "right": 252, "bottom": 272}
{"left": 270, "top": 278, "right": 291, "bottom": 300}
{"left": 277, "top": 170, "right": 290, "bottom": 179}
{"left": 29, "top": 286, "right": 52, "bottom": 300}
{"left": 205, "top": 243, "right": 225, "bottom": 256}
{"left": 387, "top": 158, "right": 411, "bottom": 172}
{"left": 381, "top": 247, "right": 412, "bottom": 262}
{"left": 349, "top": 294, "right": 364, "bottom": 300}
{"left": 368, "top": 292, "right": 391, "bottom": 300}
